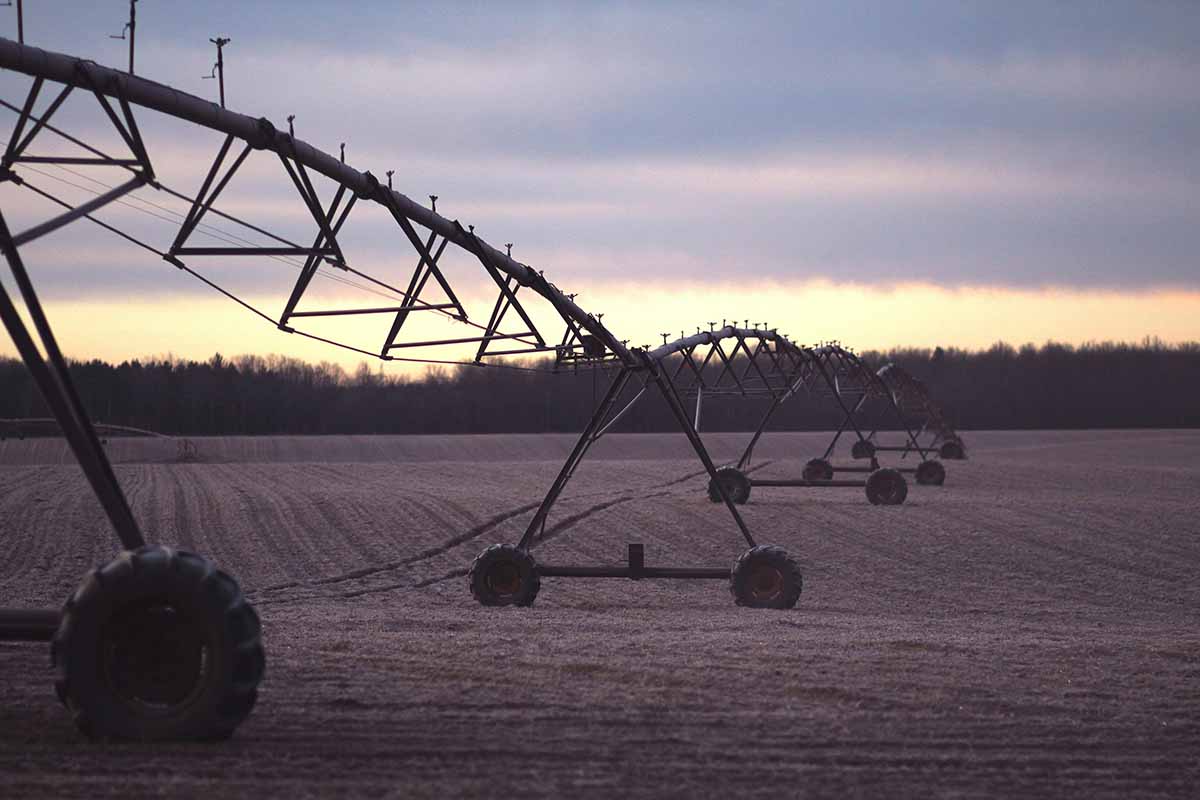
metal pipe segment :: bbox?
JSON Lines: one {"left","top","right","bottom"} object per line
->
{"left": 649, "top": 325, "right": 801, "bottom": 362}
{"left": 0, "top": 37, "right": 631, "bottom": 364}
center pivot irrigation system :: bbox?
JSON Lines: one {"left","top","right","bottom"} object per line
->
{"left": 0, "top": 34, "right": 966, "bottom": 740}
{"left": 794, "top": 350, "right": 967, "bottom": 485}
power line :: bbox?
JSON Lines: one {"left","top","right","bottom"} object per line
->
{"left": 22, "top": 161, "right": 404, "bottom": 301}
{"left": 0, "top": 99, "right": 549, "bottom": 341}
{"left": 7, "top": 169, "right": 555, "bottom": 373}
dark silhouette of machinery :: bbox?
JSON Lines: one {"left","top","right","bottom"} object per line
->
{"left": 0, "top": 34, "right": 965, "bottom": 740}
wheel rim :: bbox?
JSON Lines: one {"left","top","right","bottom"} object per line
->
{"left": 102, "top": 599, "right": 210, "bottom": 712}
{"left": 486, "top": 560, "right": 523, "bottom": 596}
{"left": 747, "top": 564, "right": 784, "bottom": 602}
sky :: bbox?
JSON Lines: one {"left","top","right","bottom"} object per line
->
{"left": 0, "top": 1, "right": 1197, "bottom": 372}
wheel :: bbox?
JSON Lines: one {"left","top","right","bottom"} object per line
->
{"left": 802, "top": 458, "right": 834, "bottom": 482}
{"left": 851, "top": 440, "right": 876, "bottom": 460}
{"left": 707, "top": 466, "right": 751, "bottom": 504}
{"left": 865, "top": 468, "right": 908, "bottom": 505}
{"left": 52, "top": 546, "right": 265, "bottom": 741}
{"left": 469, "top": 544, "right": 540, "bottom": 607}
{"left": 939, "top": 440, "right": 966, "bottom": 460}
{"left": 729, "top": 545, "right": 802, "bottom": 609}
{"left": 915, "top": 460, "right": 946, "bottom": 486}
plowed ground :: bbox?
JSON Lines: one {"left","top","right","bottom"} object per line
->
{"left": 1, "top": 430, "right": 1197, "bottom": 798}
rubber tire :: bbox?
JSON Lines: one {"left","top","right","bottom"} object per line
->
{"left": 939, "top": 440, "right": 966, "bottom": 460}
{"left": 729, "top": 545, "right": 802, "bottom": 609}
{"left": 851, "top": 440, "right": 876, "bottom": 460}
{"left": 802, "top": 458, "right": 834, "bottom": 482}
{"left": 707, "top": 466, "right": 751, "bottom": 505}
{"left": 469, "top": 544, "right": 540, "bottom": 607}
{"left": 915, "top": 460, "right": 946, "bottom": 486}
{"left": 865, "top": 468, "right": 908, "bottom": 505}
{"left": 52, "top": 546, "right": 265, "bottom": 741}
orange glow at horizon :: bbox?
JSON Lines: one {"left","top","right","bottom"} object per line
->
{"left": 2, "top": 280, "right": 1197, "bottom": 376}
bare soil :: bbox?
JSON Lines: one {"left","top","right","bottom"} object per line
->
{"left": 1, "top": 430, "right": 1197, "bottom": 798}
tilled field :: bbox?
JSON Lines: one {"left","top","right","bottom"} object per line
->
{"left": 1, "top": 430, "right": 1198, "bottom": 798}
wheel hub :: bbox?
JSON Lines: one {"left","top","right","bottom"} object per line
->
{"left": 486, "top": 561, "right": 522, "bottom": 596}
{"left": 748, "top": 565, "right": 784, "bottom": 601}
{"left": 886, "top": 474, "right": 902, "bottom": 500}
{"left": 102, "top": 600, "right": 209, "bottom": 710}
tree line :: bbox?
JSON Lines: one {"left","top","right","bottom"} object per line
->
{"left": 1, "top": 339, "right": 1198, "bottom": 436}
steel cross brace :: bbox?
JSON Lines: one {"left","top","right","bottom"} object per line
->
{"left": 278, "top": 183, "right": 359, "bottom": 326}
{"left": 377, "top": 196, "right": 469, "bottom": 353}
{"left": 3, "top": 78, "right": 74, "bottom": 169}
{"left": 554, "top": 310, "right": 592, "bottom": 366}
{"left": 454, "top": 222, "right": 547, "bottom": 359}
{"left": 2, "top": 75, "right": 154, "bottom": 183}
{"left": 646, "top": 352, "right": 756, "bottom": 548}
{"left": 0, "top": 77, "right": 158, "bottom": 552}
{"left": 732, "top": 345, "right": 878, "bottom": 471}
{"left": 0, "top": 209, "right": 144, "bottom": 551}
{"left": 866, "top": 365, "right": 938, "bottom": 460}
{"left": 818, "top": 356, "right": 931, "bottom": 463}
{"left": 669, "top": 344, "right": 709, "bottom": 391}
{"left": 820, "top": 393, "right": 871, "bottom": 461}
{"left": 516, "top": 367, "right": 634, "bottom": 550}
{"left": 707, "top": 338, "right": 744, "bottom": 394}
{"left": 736, "top": 393, "right": 784, "bottom": 470}
{"left": 378, "top": 228, "right": 456, "bottom": 354}
{"left": 516, "top": 348, "right": 759, "bottom": 553}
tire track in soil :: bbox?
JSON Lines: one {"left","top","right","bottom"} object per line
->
{"left": 253, "top": 464, "right": 732, "bottom": 599}
{"left": 266, "top": 465, "right": 411, "bottom": 576}
{"left": 16, "top": 467, "right": 143, "bottom": 607}
{"left": 168, "top": 470, "right": 194, "bottom": 551}
{"left": 296, "top": 468, "right": 390, "bottom": 568}
{"left": 411, "top": 461, "right": 763, "bottom": 574}
{"left": 711, "top": 489, "right": 978, "bottom": 603}
{"left": 253, "top": 499, "right": 546, "bottom": 597}
{"left": 0, "top": 464, "right": 52, "bottom": 496}
{"left": 956, "top": 502, "right": 1198, "bottom": 589}
{"left": 170, "top": 464, "right": 235, "bottom": 572}
{"left": 884, "top": 498, "right": 1194, "bottom": 617}
{"left": 791, "top": 504, "right": 936, "bottom": 572}
{"left": 1012, "top": 499, "right": 1200, "bottom": 572}
{"left": 251, "top": 467, "right": 557, "bottom": 596}
{"left": 764, "top": 505, "right": 938, "bottom": 599}
{"left": 402, "top": 495, "right": 680, "bottom": 601}
{"left": 188, "top": 463, "right": 313, "bottom": 589}
{"left": 0, "top": 477, "right": 56, "bottom": 588}
{"left": 234, "top": 462, "right": 333, "bottom": 583}
{"left": 379, "top": 469, "right": 763, "bottom": 596}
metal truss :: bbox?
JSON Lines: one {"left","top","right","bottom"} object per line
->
{"left": 0, "top": 36, "right": 956, "bottom": 619}
{"left": 799, "top": 346, "right": 945, "bottom": 476}
{"left": 0, "top": 38, "right": 627, "bottom": 372}
{"left": 875, "top": 363, "right": 967, "bottom": 460}
{"left": 0, "top": 37, "right": 645, "bottom": 638}
{"left": 0, "top": 60, "right": 153, "bottom": 556}
{"left": 0, "top": 40, "right": 817, "bottom": 571}
{"left": 512, "top": 327, "right": 921, "bottom": 555}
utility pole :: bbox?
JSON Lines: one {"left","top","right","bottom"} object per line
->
{"left": 109, "top": 0, "right": 137, "bottom": 74}
{"left": 204, "top": 37, "right": 231, "bottom": 108}
{"left": 3, "top": 0, "right": 24, "bottom": 44}
{"left": 128, "top": 0, "right": 136, "bottom": 74}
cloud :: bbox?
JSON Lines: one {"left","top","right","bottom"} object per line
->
{"left": 1, "top": 0, "right": 1198, "bottom": 353}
